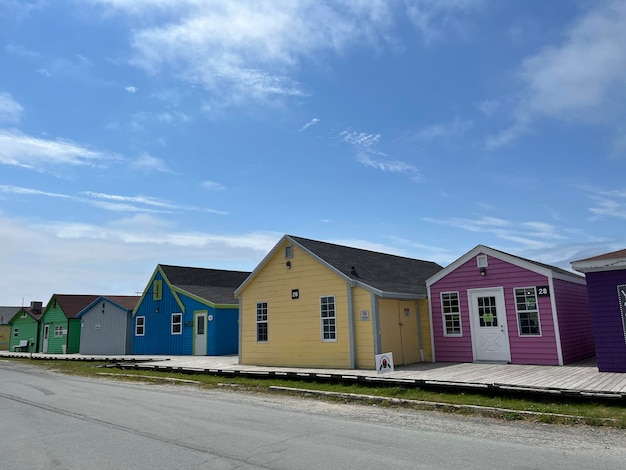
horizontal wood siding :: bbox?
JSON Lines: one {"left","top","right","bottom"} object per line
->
{"left": 0, "top": 325, "right": 9, "bottom": 350}
{"left": 9, "top": 315, "right": 39, "bottom": 351}
{"left": 418, "top": 299, "right": 432, "bottom": 361}
{"left": 240, "top": 241, "right": 351, "bottom": 368}
{"left": 79, "top": 302, "right": 131, "bottom": 355}
{"left": 553, "top": 278, "right": 594, "bottom": 364}
{"left": 352, "top": 288, "right": 375, "bottom": 369}
{"left": 211, "top": 307, "right": 239, "bottom": 355}
{"left": 66, "top": 319, "right": 81, "bottom": 353}
{"left": 38, "top": 307, "right": 69, "bottom": 354}
{"left": 430, "top": 254, "right": 560, "bottom": 365}
{"left": 585, "top": 270, "right": 626, "bottom": 372}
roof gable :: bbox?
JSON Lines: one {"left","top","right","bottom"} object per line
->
{"left": 77, "top": 295, "right": 141, "bottom": 318}
{"left": 236, "top": 234, "right": 443, "bottom": 298}
{"left": 48, "top": 294, "right": 101, "bottom": 319}
{"left": 1, "top": 306, "right": 22, "bottom": 324}
{"left": 571, "top": 248, "right": 626, "bottom": 273}
{"left": 427, "top": 245, "right": 585, "bottom": 286}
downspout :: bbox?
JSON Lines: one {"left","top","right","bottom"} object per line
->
{"left": 238, "top": 297, "right": 242, "bottom": 365}
{"left": 415, "top": 300, "right": 424, "bottom": 362}
{"left": 371, "top": 293, "right": 381, "bottom": 355}
{"left": 347, "top": 281, "right": 356, "bottom": 369}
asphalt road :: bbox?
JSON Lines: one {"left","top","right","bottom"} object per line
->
{"left": 1, "top": 360, "right": 625, "bottom": 469}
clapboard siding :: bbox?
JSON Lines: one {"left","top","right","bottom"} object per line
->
{"left": 553, "top": 278, "right": 594, "bottom": 364}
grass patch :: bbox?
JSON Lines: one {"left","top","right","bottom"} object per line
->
{"left": 5, "top": 357, "right": 626, "bottom": 428}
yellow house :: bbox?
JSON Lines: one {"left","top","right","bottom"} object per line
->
{"left": 235, "top": 235, "right": 443, "bottom": 370}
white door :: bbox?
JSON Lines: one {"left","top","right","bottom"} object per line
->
{"left": 193, "top": 311, "right": 207, "bottom": 356}
{"left": 468, "top": 288, "right": 511, "bottom": 363}
{"left": 43, "top": 324, "right": 50, "bottom": 353}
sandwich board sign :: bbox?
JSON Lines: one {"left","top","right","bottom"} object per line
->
{"left": 375, "top": 352, "right": 394, "bottom": 374}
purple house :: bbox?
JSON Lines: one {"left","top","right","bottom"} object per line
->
{"left": 571, "top": 249, "right": 626, "bottom": 372}
{"left": 426, "top": 245, "right": 594, "bottom": 365}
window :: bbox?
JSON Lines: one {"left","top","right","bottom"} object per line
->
{"left": 135, "top": 316, "right": 145, "bottom": 336}
{"left": 54, "top": 325, "right": 64, "bottom": 337}
{"left": 515, "top": 288, "right": 541, "bottom": 335}
{"left": 13, "top": 328, "right": 19, "bottom": 337}
{"left": 321, "top": 296, "right": 336, "bottom": 341}
{"left": 285, "top": 245, "right": 293, "bottom": 259}
{"left": 153, "top": 280, "right": 162, "bottom": 301}
{"left": 441, "top": 292, "right": 462, "bottom": 336}
{"left": 256, "top": 302, "right": 268, "bottom": 342}
{"left": 171, "top": 313, "right": 182, "bottom": 335}
{"left": 476, "top": 255, "right": 488, "bottom": 268}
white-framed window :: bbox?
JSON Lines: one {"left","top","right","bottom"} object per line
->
{"left": 171, "top": 313, "right": 182, "bottom": 335}
{"left": 285, "top": 245, "right": 293, "bottom": 259}
{"left": 441, "top": 292, "right": 462, "bottom": 336}
{"left": 320, "top": 296, "right": 336, "bottom": 341}
{"left": 514, "top": 287, "right": 541, "bottom": 336}
{"left": 256, "top": 302, "right": 268, "bottom": 342}
{"left": 13, "top": 328, "right": 19, "bottom": 337}
{"left": 54, "top": 325, "right": 64, "bottom": 337}
{"left": 135, "top": 316, "right": 145, "bottom": 336}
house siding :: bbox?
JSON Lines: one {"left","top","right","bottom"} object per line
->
{"left": 584, "top": 269, "right": 626, "bottom": 372}
{"left": 210, "top": 306, "right": 239, "bottom": 355}
{"left": 553, "top": 278, "right": 594, "bottom": 364}
{"left": 240, "top": 241, "right": 352, "bottom": 368}
{"left": 79, "top": 301, "right": 132, "bottom": 355}
{"left": 9, "top": 315, "right": 38, "bottom": 352}
{"left": 39, "top": 308, "right": 70, "bottom": 354}
{"left": 430, "top": 253, "right": 562, "bottom": 365}
{"left": 352, "top": 288, "right": 375, "bottom": 368}
{"left": 0, "top": 325, "right": 9, "bottom": 350}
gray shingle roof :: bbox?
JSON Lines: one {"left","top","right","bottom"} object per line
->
{"left": 160, "top": 265, "right": 251, "bottom": 304}
{"left": 0, "top": 306, "right": 21, "bottom": 324}
{"left": 289, "top": 235, "right": 443, "bottom": 297}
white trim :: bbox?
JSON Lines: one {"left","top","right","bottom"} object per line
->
{"left": 571, "top": 258, "right": 626, "bottom": 273}
{"left": 476, "top": 255, "right": 488, "bottom": 268}
{"left": 320, "top": 295, "right": 337, "bottom": 342}
{"left": 135, "top": 316, "right": 145, "bottom": 336}
{"left": 513, "top": 286, "right": 542, "bottom": 337}
{"left": 467, "top": 287, "right": 511, "bottom": 363}
{"left": 171, "top": 313, "right": 182, "bottom": 335}
{"left": 547, "top": 276, "right": 564, "bottom": 365}
{"left": 440, "top": 291, "right": 462, "bottom": 337}
{"left": 256, "top": 301, "right": 268, "bottom": 343}
{"left": 427, "top": 245, "right": 585, "bottom": 287}
{"left": 427, "top": 285, "right": 435, "bottom": 363}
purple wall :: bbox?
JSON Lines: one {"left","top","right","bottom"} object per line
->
{"left": 430, "top": 253, "right": 592, "bottom": 365}
{"left": 585, "top": 269, "right": 626, "bottom": 372}
{"left": 553, "top": 278, "right": 595, "bottom": 364}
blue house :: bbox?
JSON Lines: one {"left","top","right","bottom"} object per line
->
{"left": 132, "top": 264, "right": 251, "bottom": 356}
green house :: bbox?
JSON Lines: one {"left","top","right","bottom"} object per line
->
{"left": 38, "top": 295, "right": 98, "bottom": 354}
{"left": 8, "top": 302, "right": 43, "bottom": 352}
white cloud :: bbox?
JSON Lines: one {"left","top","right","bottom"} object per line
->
{"left": 125, "top": 85, "right": 138, "bottom": 93}
{"left": 476, "top": 100, "right": 500, "bottom": 117}
{"left": 299, "top": 118, "right": 320, "bottom": 132}
{"left": 129, "top": 152, "right": 175, "bottom": 173}
{"left": 414, "top": 117, "right": 472, "bottom": 141}
{"left": 0, "top": 211, "right": 278, "bottom": 305}
{"left": 586, "top": 186, "right": 626, "bottom": 220}
{"left": 0, "top": 92, "right": 23, "bottom": 124}
{"left": 0, "top": 129, "right": 119, "bottom": 170}
{"left": 405, "top": 0, "right": 486, "bottom": 44}
{"left": 340, "top": 130, "right": 381, "bottom": 147}
{"left": 201, "top": 180, "right": 226, "bottom": 191}
{"left": 489, "top": 1, "right": 626, "bottom": 150}
{"left": 356, "top": 152, "right": 422, "bottom": 180}
{"left": 90, "top": 1, "right": 396, "bottom": 107}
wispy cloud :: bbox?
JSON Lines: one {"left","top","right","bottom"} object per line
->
{"left": 125, "top": 85, "right": 138, "bottom": 93}
{"left": 488, "top": 1, "right": 626, "bottom": 152}
{"left": 201, "top": 180, "right": 226, "bottom": 191}
{"left": 0, "top": 185, "right": 227, "bottom": 215}
{"left": 0, "top": 129, "right": 120, "bottom": 170}
{"left": 585, "top": 186, "right": 626, "bottom": 220}
{"left": 340, "top": 130, "right": 381, "bottom": 147}
{"left": 299, "top": 118, "right": 320, "bottom": 132}
{"left": 0, "top": 92, "right": 23, "bottom": 124}
{"left": 129, "top": 152, "right": 175, "bottom": 173}
{"left": 476, "top": 100, "right": 500, "bottom": 117}
{"left": 4, "top": 43, "right": 40, "bottom": 59}
{"left": 405, "top": 0, "right": 487, "bottom": 44}
{"left": 414, "top": 117, "right": 472, "bottom": 141}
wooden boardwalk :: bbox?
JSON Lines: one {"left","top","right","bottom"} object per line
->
{"left": 3, "top": 352, "right": 626, "bottom": 399}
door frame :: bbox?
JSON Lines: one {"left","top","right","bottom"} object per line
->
{"left": 42, "top": 323, "right": 50, "bottom": 353}
{"left": 193, "top": 310, "right": 208, "bottom": 356}
{"left": 467, "top": 287, "right": 511, "bottom": 363}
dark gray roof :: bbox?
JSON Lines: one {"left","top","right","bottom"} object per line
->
{"left": 290, "top": 235, "right": 443, "bottom": 297}
{"left": 160, "top": 265, "right": 251, "bottom": 304}
{"left": 0, "top": 306, "right": 21, "bottom": 324}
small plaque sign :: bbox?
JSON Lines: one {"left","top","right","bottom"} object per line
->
{"left": 291, "top": 289, "right": 300, "bottom": 299}
{"left": 360, "top": 310, "right": 370, "bottom": 321}
{"left": 536, "top": 286, "right": 550, "bottom": 296}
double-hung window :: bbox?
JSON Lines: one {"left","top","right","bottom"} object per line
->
{"left": 515, "top": 287, "right": 541, "bottom": 336}
{"left": 171, "top": 313, "right": 182, "bottom": 335}
{"left": 54, "top": 325, "right": 64, "bottom": 337}
{"left": 321, "top": 296, "right": 336, "bottom": 341}
{"left": 13, "top": 328, "right": 19, "bottom": 337}
{"left": 441, "top": 292, "right": 461, "bottom": 336}
{"left": 135, "top": 316, "right": 145, "bottom": 336}
{"left": 256, "top": 302, "right": 268, "bottom": 342}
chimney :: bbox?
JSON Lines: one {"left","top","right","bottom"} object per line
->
{"left": 30, "top": 301, "right": 43, "bottom": 314}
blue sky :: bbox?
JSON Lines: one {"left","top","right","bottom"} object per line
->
{"left": 1, "top": 0, "right": 625, "bottom": 306}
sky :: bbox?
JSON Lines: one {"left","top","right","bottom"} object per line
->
{"left": 1, "top": 0, "right": 626, "bottom": 306}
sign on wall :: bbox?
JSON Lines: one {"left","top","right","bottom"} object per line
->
{"left": 536, "top": 286, "right": 550, "bottom": 296}
{"left": 291, "top": 289, "right": 299, "bottom": 299}
{"left": 618, "top": 284, "right": 626, "bottom": 344}
{"left": 360, "top": 310, "right": 370, "bottom": 321}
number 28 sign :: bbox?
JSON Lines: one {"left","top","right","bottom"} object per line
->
{"left": 536, "top": 286, "right": 550, "bottom": 296}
